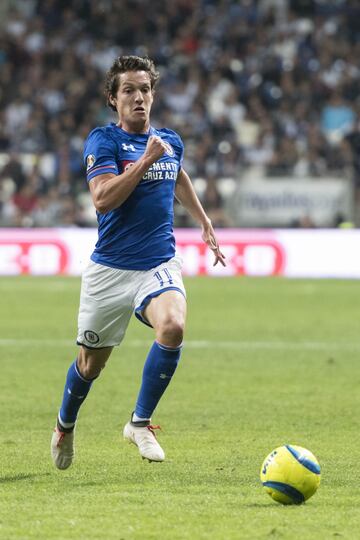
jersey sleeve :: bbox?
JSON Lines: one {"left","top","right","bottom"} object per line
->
{"left": 178, "top": 135, "right": 184, "bottom": 168}
{"left": 169, "top": 130, "right": 184, "bottom": 171}
{"left": 84, "top": 128, "right": 119, "bottom": 182}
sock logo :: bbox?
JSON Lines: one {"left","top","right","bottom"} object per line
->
{"left": 160, "top": 373, "right": 171, "bottom": 379}
{"left": 67, "top": 388, "right": 85, "bottom": 399}
{"left": 84, "top": 330, "right": 100, "bottom": 344}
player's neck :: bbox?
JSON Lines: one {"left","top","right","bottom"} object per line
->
{"left": 117, "top": 120, "right": 150, "bottom": 135}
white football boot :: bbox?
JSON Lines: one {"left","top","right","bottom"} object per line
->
{"left": 51, "top": 423, "right": 75, "bottom": 470}
{"left": 123, "top": 415, "right": 165, "bottom": 462}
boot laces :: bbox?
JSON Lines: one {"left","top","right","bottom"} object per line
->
{"left": 147, "top": 425, "right": 161, "bottom": 438}
{"left": 55, "top": 429, "right": 66, "bottom": 447}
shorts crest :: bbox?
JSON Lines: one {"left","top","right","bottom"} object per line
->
{"left": 84, "top": 330, "right": 100, "bottom": 344}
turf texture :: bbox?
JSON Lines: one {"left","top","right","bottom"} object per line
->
{"left": 1, "top": 276, "right": 359, "bottom": 539}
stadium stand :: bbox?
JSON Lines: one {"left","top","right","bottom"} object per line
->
{"left": 0, "top": 0, "right": 359, "bottom": 227}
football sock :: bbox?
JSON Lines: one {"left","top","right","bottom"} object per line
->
{"left": 132, "top": 413, "right": 150, "bottom": 422}
{"left": 134, "top": 341, "right": 182, "bottom": 419}
{"left": 58, "top": 360, "right": 94, "bottom": 429}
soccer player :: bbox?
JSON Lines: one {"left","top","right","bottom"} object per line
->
{"left": 51, "top": 55, "right": 225, "bottom": 469}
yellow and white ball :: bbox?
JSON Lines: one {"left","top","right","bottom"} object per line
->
{"left": 260, "top": 445, "right": 321, "bottom": 504}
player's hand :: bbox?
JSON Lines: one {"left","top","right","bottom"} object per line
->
{"left": 201, "top": 219, "right": 226, "bottom": 267}
{"left": 143, "top": 135, "right": 167, "bottom": 163}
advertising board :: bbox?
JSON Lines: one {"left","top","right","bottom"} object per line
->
{"left": 0, "top": 228, "right": 359, "bottom": 278}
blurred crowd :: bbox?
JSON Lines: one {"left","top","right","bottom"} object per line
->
{"left": 0, "top": 0, "right": 359, "bottom": 227}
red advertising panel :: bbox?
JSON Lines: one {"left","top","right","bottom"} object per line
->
{"left": 0, "top": 228, "right": 359, "bottom": 278}
{"left": 175, "top": 230, "right": 285, "bottom": 276}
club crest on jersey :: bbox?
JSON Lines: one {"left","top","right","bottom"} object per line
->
{"left": 86, "top": 154, "right": 95, "bottom": 171}
{"left": 163, "top": 141, "right": 175, "bottom": 157}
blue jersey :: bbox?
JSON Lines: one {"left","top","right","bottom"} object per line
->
{"left": 83, "top": 123, "right": 184, "bottom": 270}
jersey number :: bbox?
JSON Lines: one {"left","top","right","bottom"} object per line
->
{"left": 154, "top": 268, "right": 173, "bottom": 287}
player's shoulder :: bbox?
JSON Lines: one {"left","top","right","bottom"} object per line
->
{"left": 154, "top": 127, "right": 182, "bottom": 143}
{"left": 85, "top": 124, "right": 118, "bottom": 145}
{"left": 154, "top": 127, "right": 184, "bottom": 149}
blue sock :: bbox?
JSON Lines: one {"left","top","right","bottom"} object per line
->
{"left": 135, "top": 341, "right": 182, "bottom": 419}
{"left": 58, "top": 360, "right": 94, "bottom": 428}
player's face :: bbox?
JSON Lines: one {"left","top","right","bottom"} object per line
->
{"left": 114, "top": 71, "right": 154, "bottom": 133}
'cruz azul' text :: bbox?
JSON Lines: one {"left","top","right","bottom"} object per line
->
{"left": 142, "top": 161, "right": 178, "bottom": 182}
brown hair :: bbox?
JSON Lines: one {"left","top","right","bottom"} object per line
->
{"left": 105, "top": 55, "right": 160, "bottom": 111}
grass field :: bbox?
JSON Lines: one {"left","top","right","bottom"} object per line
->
{"left": 1, "top": 276, "right": 359, "bottom": 540}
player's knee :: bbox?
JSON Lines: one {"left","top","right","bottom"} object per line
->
{"left": 157, "top": 315, "right": 184, "bottom": 347}
{"left": 77, "top": 357, "right": 101, "bottom": 379}
{"left": 77, "top": 347, "right": 110, "bottom": 379}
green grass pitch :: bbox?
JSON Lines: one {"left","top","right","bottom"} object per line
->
{"left": 1, "top": 276, "right": 360, "bottom": 539}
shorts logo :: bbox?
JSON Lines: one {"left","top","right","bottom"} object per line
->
{"left": 86, "top": 154, "right": 96, "bottom": 171}
{"left": 163, "top": 142, "right": 174, "bottom": 157}
{"left": 84, "top": 330, "right": 100, "bottom": 344}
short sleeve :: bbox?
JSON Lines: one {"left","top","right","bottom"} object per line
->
{"left": 84, "top": 128, "right": 119, "bottom": 182}
{"left": 172, "top": 133, "right": 184, "bottom": 171}
{"left": 178, "top": 136, "right": 184, "bottom": 167}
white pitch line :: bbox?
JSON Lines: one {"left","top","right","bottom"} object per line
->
{"left": 184, "top": 340, "right": 360, "bottom": 351}
{"left": 0, "top": 338, "right": 359, "bottom": 351}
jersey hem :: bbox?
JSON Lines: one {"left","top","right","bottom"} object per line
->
{"left": 89, "top": 254, "right": 175, "bottom": 271}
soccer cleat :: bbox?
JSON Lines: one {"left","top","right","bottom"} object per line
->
{"left": 51, "top": 424, "right": 75, "bottom": 470}
{"left": 123, "top": 416, "right": 165, "bottom": 462}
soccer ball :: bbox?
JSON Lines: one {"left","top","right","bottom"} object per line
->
{"left": 260, "top": 445, "right": 321, "bottom": 505}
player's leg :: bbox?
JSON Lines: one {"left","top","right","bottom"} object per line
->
{"left": 51, "top": 261, "right": 133, "bottom": 470}
{"left": 124, "top": 290, "right": 186, "bottom": 462}
{"left": 134, "top": 290, "right": 186, "bottom": 418}
{"left": 51, "top": 346, "right": 112, "bottom": 470}
{"left": 58, "top": 346, "right": 113, "bottom": 430}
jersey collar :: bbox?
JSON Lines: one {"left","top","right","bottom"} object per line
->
{"left": 110, "top": 123, "right": 156, "bottom": 139}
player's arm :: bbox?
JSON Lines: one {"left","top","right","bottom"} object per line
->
{"left": 175, "top": 168, "right": 226, "bottom": 267}
{"left": 89, "top": 136, "right": 167, "bottom": 213}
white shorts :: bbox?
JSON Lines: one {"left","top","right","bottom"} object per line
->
{"left": 77, "top": 255, "right": 186, "bottom": 348}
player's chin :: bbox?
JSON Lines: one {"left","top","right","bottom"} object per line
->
{"left": 133, "top": 110, "right": 147, "bottom": 118}
{"left": 131, "top": 115, "right": 149, "bottom": 130}
{"left": 132, "top": 112, "right": 149, "bottom": 124}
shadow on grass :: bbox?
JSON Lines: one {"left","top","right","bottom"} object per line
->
{"left": 242, "top": 503, "right": 275, "bottom": 508}
{"left": 0, "top": 472, "right": 51, "bottom": 484}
